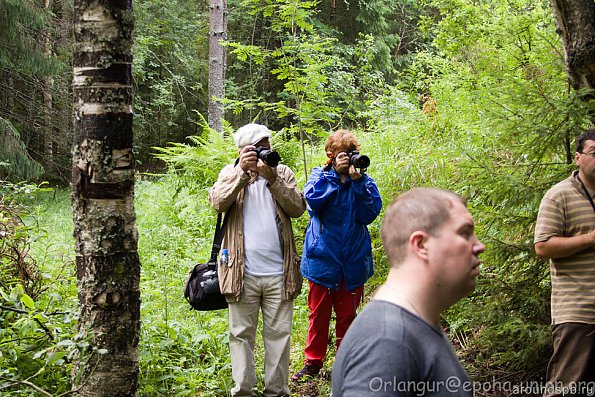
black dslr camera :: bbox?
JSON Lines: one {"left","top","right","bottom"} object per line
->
{"left": 347, "top": 150, "right": 370, "bottom": 169}
{"left": 254, "top": 146, "right": 281, "bottom": 167}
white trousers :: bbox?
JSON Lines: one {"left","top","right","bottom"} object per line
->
{"left": 228, "top": 273, "right": 293, "bottom": 397}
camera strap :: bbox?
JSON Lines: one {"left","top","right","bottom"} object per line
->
{"left": 209, "top": 211, "right": 231, "bottom": 263}
{"left": 577, "top": 175, "right": 595, "bottom": 214}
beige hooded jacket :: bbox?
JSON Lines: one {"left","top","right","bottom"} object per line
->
{"left": 208, "top": 163, "right": 305, "bottom": 301}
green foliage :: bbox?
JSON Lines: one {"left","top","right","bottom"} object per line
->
{"left": 0, "top": 0, "right": 62, "bottom": 76}
{"left": 0, "top": 183, "right": 79, "bottom": 396}
{"left": 0, "top": 118, "right": 44, "bottom": 181}
{"left": 7, "top": 181, "right": 236, "bottom": 396}
{"left": 1, "top": 182, "right": 41, "bottom": 298}
{"left": 225, "top": 0, "right": 387, "bottom": 135}
{"left": 135, "top": 179, "right": 232, "bottom": 396}
{"left": 355, "top": 0, "right": 429, "bottom": 75}
{"left": 133, "top": 0, "right": 210, "bottom": 163}
{"left": 0, "top": 284, "right": 82, "bottom": 396}
{"left": 151, "top": 120, "right": 239, "bottom": 240}
{"left": 364, "top": 0, "right": 594, "bottom": 379}
{"left": 0, "top": 0, "right": 71, "bottom": 183}
{"left": 153, "top": 121, "right": 237, "bottom": 190}
{"left": 147, "top": 0, "right": 595, "bottom": 373}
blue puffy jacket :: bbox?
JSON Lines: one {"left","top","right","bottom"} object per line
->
{"left": 301, "top": 166, "right": 382, "bottom": 291}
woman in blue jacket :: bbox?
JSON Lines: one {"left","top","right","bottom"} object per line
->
{"left": 292, "top": 129, "right": 382, "bottom": 381}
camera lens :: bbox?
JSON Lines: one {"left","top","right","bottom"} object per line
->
{"left": 348, "top": 152, "right": 370, "bottom": 169}
{"left": 352, "top": 154, "right": 370, "bottom": 169}
{"left": 255, "top": 147, "right": 281, "bottom": 167}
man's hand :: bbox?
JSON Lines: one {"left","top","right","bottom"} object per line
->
{"left": 239, "top": 145, "right": 258, "bottom": 173}
{"left": 334, "top": 152, "right": 362, "bottom": 181}
{"left": 349, "top": 165, "right": 362, "bottom": 181}
{"left": 334, "top": 152, "right": 350, "bottom": 175}
{"left": 256, "top": 160, "right": 278, "bottom": 184}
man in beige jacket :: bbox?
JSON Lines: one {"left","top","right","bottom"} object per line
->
{"left": 209, "top": 123, "right": 305, "bottom": 397}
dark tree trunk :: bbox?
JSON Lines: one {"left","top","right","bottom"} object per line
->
{"left": 43, "top": 0, "right": 54, "bottom": 168}
{"left": 550, "top": 0, "right": 595, "bottom": 101}
{"left": 208, "top": 0, "right": 227, "bottom": 134}
{"left": 71, "top": 0, "right": 140, "bottom": 395}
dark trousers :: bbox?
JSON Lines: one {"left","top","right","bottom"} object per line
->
{"left": 545, "top": 322, "right": 595, "bottom": 397}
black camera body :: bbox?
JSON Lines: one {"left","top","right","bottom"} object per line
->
{"left": 254, "top": 146, "right": 281, "bottom": 167}
{"left": 347, "top": 150, "right": 370, "bottom": 169}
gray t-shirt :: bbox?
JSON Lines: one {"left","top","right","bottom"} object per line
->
{"left": 332, "top": 300, "right": 473, "bottom": 397}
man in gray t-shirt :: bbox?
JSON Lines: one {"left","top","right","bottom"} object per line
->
{"left": 333, "top": 301, "right": 472, "bottom": 396}
{"left": 332, "top": 188, "right": 485, "bottom": 396}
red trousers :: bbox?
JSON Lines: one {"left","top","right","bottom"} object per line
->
{"left": 303, "top": 279, "right": 364, "bottom": 366}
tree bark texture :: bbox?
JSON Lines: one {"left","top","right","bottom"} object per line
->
{"left": 44, "top": 0, "right": 54, "bottom": 165}
{"left": 208, "top": 0, "right": 227, "bottom": 134}
{"left": 71, "top": 0, "right": 140, "bottom": 396}
{"left": 550, "top": 0, "right": 595, "bottom": 100}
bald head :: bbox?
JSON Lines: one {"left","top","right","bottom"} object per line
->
{"left": 381, "top": 188, "right": 466, "bottom": 264}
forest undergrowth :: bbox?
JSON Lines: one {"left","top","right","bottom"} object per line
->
{"left": 1, "top": 111, "right": 575, "bottom": 395}
{"left": 3, "top": 0, "right": 595, "bottom": 394}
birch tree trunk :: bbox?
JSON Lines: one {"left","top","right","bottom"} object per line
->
{"left": 71, "top": 0, "right": 140, "bottom": 395}
{"left": 550, "top": 0, "right": 595, "bottom": 101}
{"left": 208, "top": 0, "right": 227, "bottom": 134}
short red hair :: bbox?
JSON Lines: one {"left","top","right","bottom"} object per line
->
{"left": 324, "top": 129, "right": 360, "bottom": 158}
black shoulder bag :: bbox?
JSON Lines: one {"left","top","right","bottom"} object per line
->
{"left": 183, "top": 213, "right": 229, "bottom": 311}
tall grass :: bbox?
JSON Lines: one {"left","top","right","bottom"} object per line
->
{"left": 18, "top": 177, "right": 336, "bottom": 396}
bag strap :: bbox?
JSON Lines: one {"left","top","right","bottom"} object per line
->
{"left": 209, "top": 211, "right": 230, "bottom": 263}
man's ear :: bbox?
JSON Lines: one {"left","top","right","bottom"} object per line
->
{"left": 409, "top": 231, "right": 429, "bottom": 260}
{"left": 575, "top": 151, "right": 582, "bottom": 167}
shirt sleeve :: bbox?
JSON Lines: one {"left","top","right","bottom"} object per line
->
{"left": 351, "top": 175, "right": 382, "bottom": 225}
{"left": 267, "top": 165, "right": 306, "bottom": 218}
{"left": 534, "top": 196, "right": 565, "bottom": 244}
{"left": 208, "top": 164, "right": 250, "bottom": 213}
{"left": 304, "top": 167, "right": 340, "bottom": 214}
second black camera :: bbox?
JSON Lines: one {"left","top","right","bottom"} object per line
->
{"left": 254, "top": 146, "right": 281, "bottom": 167}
